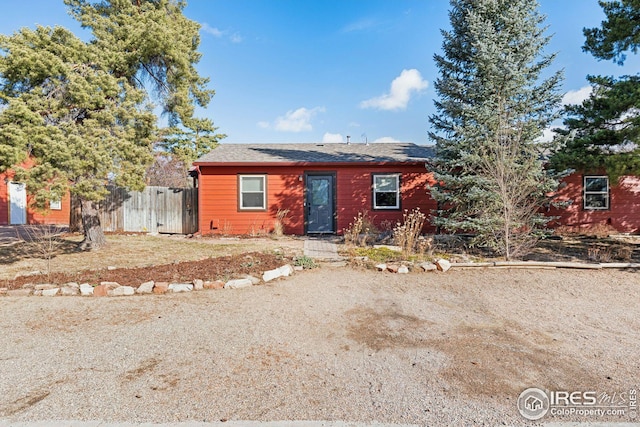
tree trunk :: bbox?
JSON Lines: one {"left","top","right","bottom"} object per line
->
{"left": 79, "top": 198, "right": 106, "bottom": 250}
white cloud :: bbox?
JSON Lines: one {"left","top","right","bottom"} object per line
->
{"left": 360, "top": 69, "right": 428, "bottom": 111}
{"left": 342, "top": 18, "right": 377, "bottom": 33}
{"left": 562, "top": 86, "right": 593, "bottom": 106}
{"left": 536, "top": 127, "right": 557, "bottom": 143}
{"left": 257, "top": 121, "right": 270, "bottom": 129}
{"left": 373, "top": 136, "right": 400, "bottom": 143}
{"left": 322, "top": 133, "right": 343, "bottom": 143}
{"left": 201, "top": 23, "right": 223, "bottom": 38}
{"left": 201, "top": 22, "right": 242, "bottom": 43}
{"left": 270, "top": 107, "right": 325, "bottom": 132}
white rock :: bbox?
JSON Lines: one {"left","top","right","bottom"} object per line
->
{"left": 110, "top": 286, "right": 135, "bottom": 296}
{"left": 375, "top": 263, "right": 387, "bottom": 271}
{"left": 192, "top": 279, "right": 204, "bottom": 290}
{"left": 243, "top": 275, "right": 261, "bottom": 285}
{"left": 224, "top": 278, "right": 253, "bottom": 289}
{"left": 136, "top": 281, "right": 155, "bottom": 294}
{"left": 63, "top": 282, "right": 80, "bottom": 289}
{"left": 278, "top": 264, "right": 294, "bottom": 277}
{"left": 420, "top": 262, "right": 437, "bottom": 272}
{"left": 436, "top": 259, "right": 452, "bottom": 272}
{"left": 398, "top": 265, "right": 409, "bottom": 274}
{"left": 262, "top": 269, "right": 282, "bottom": 283}
{"left": 7, "top": 289, "right": 32, "bottom": 297}
{"left": 41, "top": 288, "right": 60, "bottom": 297}
{"left": 79, "top": 283, "right": 94, "bottom": 296}
{"left": 60, "top": 286, "right": 79, "bottom": 296}
{"left": 100, "top": 281, "right": 120, "bottom": 289}
{"left": 168, "top": 283, "right": 193, "bottom": 293}
{"left": 34, "top": 284, "right": 56, "bottom": 291}
{"left": 293, "top": 266, "right": 304, "bottom": 271}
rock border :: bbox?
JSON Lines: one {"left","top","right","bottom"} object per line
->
{"left": 1, "top": 264, "right": 298, "bottom": 298}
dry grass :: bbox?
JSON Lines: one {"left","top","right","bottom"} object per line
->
{"left": 0, "top": 233, "right": 301, "bottom": 281}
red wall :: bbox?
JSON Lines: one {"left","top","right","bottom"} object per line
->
{"left": 0, "top": 169, "right": 71, "bottom": 226}
{"left": 548, "top": 173, "right": 640, "bottom": 233}
{"left": 197, "top": 164, "right": 437, "bottom": 236}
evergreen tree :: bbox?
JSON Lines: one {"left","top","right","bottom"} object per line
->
{"left": 0, "top": 0, "right": 221, "bottom": 249}
{"left": 551, "top": 0, "right": 640, "bottom": 179}
{"left": 429, "top": 0, "right": 563, "bottom": 260}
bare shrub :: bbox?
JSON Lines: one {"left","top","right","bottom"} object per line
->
{"left": 613, "top": 245, "right": 633, "bottom": 262}
{"left": 20, "top": 225, "right": 67, "bottom": 280}
{"left": 393, "top": 208, "right": 426, "bottom": 256}
{"left": 273, "top": 209, "right": 290, "bottom": 237}
{"left": 343, "top": 211, "right": 377, "bottom": 246}
{"left": 587, "top": 244, "right": 613, "bottom": 263}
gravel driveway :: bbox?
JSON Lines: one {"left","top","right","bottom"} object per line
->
{"left": 1, "top": 267, "right": 638, "bottom": 425}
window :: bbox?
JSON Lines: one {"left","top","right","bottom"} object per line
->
{"left": 49, "top": 200, "right": 62, "bottom": 210}
{"left": 239, "top": 175, "right": 266, "bottom": 210}
{"left": 373, "top": 174, "right": 400, "bottom": 209}
{"left": 583, "top": 176, "right": 609, "bottom": 210}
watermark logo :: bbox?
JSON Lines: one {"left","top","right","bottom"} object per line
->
{"left": 517, "top": 387, "right": 637, "bottom": 420}
{"left": 518, "top": 387, "right": 550, "bottom": 420}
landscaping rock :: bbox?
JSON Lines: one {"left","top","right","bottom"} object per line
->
{"left": 397, "top": 265, "right": 409, "bottom": 274}
{"left": 278, "top": 264, "right": 294, "bottom": 277}
{"left": 293, "top": 266, "right": 304, "bottom": 272}
{"left": 60, "top": 286, "right": 79, "bottom": 296}
{"left": 224, "top": 278, "right": 253, "bottom": 289}
{"left": 153, "top": 282, "right": 169, "bottom": 294}
{"left": 63, "top": 282, "right": 80, "bottom": 289}
{"left": 262, "top": 268, "right": 282, "bottom": 283}
{"left": 34, "top": 284, "right": 57, "bottom": 291}
{"left": 0, "top": 288, "right": 7, "bottom": 296}
{"left": 168, "top": 283, "right": 193, "bottom": 293}
{"left": 137, "top": 281, "right": 155, "bottom": 294}
{"left": 93, "top": 284, "right": 109, "bottom": 297}
{"left": 387, "top": 264, "right": 400, "bottom": 273}
{"left": 80, "top": 283, "right": 94, "bottom": 296}
{"left": 21, "top": 283, "right": 34, "bottom": 289}
{"left": 436, "top": 259, "right": 452, "bottom": 272}
{"left": 192, "top": 279, "right": 204, "bottom": 290}
{"left": 109, "top": 286, "right": 135, "bottom": 296}
{"left": 243, "top": 275, "right": 261, "bottom": 285}
{"left": 375, "top": 263, "right": 387, "bottom": 271}
{"left": 7, "top": 289, "right": 31, "bottom": 297}
{"left": 203, "top": 280, "right": 225, "bottom": 290}
{"left": 42, "top": 288, "right": 60, "bottom": 297}
{"left": 420, "top": 262, "right": 438, "bottom": 272}
{"left": 100, "top": 281, "right": 120, "bottom": 288}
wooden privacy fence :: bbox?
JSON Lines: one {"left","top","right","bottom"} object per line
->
{"left": 71, "top": 186, "right": 198, "bottom": 234}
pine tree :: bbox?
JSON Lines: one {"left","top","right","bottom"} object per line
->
{"left": 429, "top": 0, "right": 563, "bottom": 260}
{"left": 0, "top": 0, "right": 222, "bottom": 249}
{"left": 550, "top": 0, "right": 640, "bottom": 179}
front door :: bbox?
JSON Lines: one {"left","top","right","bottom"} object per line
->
{"left": 9, "top": 182, "right": 27, "bottom": 225}
{"left": 306, "top": 175, "right": 334, "bottom": 233}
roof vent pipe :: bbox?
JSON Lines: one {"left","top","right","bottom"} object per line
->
{"left": 346, "top": 135, "right": 351, "bottom": 145}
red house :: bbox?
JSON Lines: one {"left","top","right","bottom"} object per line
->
{"left": 193, "top": 142, "right": 437, "bottom": 235}
{"left": 549, "top": 173, "right": 640, "bottom": 234}
{"left": 0, "top": 168, "right": 71, "bottom": 226}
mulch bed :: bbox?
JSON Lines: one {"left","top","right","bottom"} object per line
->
{"left": 1, "top": 252, "right": 286, "bottom": 290}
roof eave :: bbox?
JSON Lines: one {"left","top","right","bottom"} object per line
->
{"left": 193, "top": 160, "right": 429, "bottom": 167}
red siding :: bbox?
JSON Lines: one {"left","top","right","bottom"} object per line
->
{"left": 0, "top": 169, "right": 71, "bottom": 226}
{"left": 198, "top": 164, "right": 437, "bottom": 236}
{"left": 548, "top": 173, "right": 640, "bottom": 233}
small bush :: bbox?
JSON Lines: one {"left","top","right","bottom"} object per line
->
{"left": 294, "top": 255, "right": 317, "bottom": 269}
{"left": 343, "top": 211, "right": 378, "bottom": 246}
{"left": 273, "top": 209, "right": 290, "bottom": 237}
{"left": 393, "top": 208, "right": 427, "bottom": 256}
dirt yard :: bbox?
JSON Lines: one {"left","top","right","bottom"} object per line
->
{"left": 1, "top": 266, "right": 638, "bottom": 425}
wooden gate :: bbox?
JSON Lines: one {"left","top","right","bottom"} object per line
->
{"left": 71, "top": 186, "right": 198, "bottom": 234}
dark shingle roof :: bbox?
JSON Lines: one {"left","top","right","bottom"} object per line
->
{"left": 194, "top": 142, "right": 434, "bottom": 164}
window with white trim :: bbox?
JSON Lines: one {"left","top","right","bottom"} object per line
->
{"left": 49, "top": 200, "right": 62, "bottom": 210}
{"left": 373, "top": 174, "right": 400, "bottom": 209}
{"left": 239, "top": 175, "right": 266, "bottom": 210}
{"left": 583, "top": 176, "right": 609, "bottom": 210}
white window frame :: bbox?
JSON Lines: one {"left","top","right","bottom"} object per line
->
{"left": 583, "top": 176, "right": 609, "bottom": 210}
{"left": 373, "top": 173, "right": 400, "bottom": 210}
{"left": 49, "top": 200, "right": 62, "bottom": 210}
{"left": 238, "top": 174, "right": 267, "bottom": 211}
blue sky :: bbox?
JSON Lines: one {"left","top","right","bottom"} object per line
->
{"left": 1, "top": 0, "right": 639, "bottom": 145}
